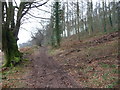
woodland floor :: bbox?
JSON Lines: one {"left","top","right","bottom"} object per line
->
{"left": 1, "top": 31, "right": 120, "bottom": 88}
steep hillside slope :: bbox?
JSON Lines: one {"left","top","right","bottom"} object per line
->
{"left": 50, "top": 31, "right": 119, "bottom": 88}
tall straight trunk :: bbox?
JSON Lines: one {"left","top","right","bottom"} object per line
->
{"left": 87, "top": 1, "right": 91, "bottom": 35}
{"left": 102, "top": 1, "right": 107, "bottom": 32}
{"left": 62, "top": 3, "right": 66, "bottom": 37}
{"left": 112, "top": 0, "right": 117, "bottom": 30}
{"left": 108, "top": 1, "right": 113, "bottom": 28}
{"left": 66, "top": 0, "right": 70, "bottom": 37}
{"left": 71, "top": 2, "right": 75, "bottom": 35}
{"left": 55, "top": 1, "right": 61, "bottom": 47}
{"left": 81, "top": 0, "right": 84, "bottom": 31}
{"left": 90, "top": 0, "right": 94, "bottom": 32}
{"left": 117, "top": 1, "right": 120, "bottom": 31}
{"left": 0, "top": 1, "right": 2, "bottom": 46}
{"left": 98, "top": 1, "right": 102, "bottom": 32}
{"left": 75, "top": 18, "right": 77, "bottom": 34}
{"left": 51, "top": 28, "right": 56, "bottom": 47}
{"left": 84, "top": 17, "right": 88, "bottom": 32}
{"left": 77, "top": 0, "right": 80, "bottom": 40}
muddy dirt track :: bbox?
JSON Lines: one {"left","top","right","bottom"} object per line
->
{"left": 26, "top": 47, "right": 81, "bottom": 88}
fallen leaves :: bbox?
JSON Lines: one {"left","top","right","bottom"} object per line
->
{"left": 53, "top": 31, "right": 119, "bottom": 88}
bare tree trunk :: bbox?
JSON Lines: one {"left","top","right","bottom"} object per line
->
{"left": 117, "top": 1, "right": 120, "bottom": 31}
{"left": 0, "top": 1, "right": 2, "bottom": 47}
{"left": 62, "top": 3, "right": 66, "bottom": 37}
{"left": 84, "top": 17, "right": 88, "bottom": 32}
{"left": 67, "top": 0, "right": 70, "bottom": 37}
{"left": 81, "top": 0, "right": 84, "bottom": 31}
{"left": 102, "top": 0, "right": 107, "bottom": 32}
{"left": 108, "top": 0, "right": 113, "bottom": 28}
{"left": 77, "top": 0, "right": 80, "bottom": 40}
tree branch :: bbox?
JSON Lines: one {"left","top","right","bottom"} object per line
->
{"left": 31, "top": 0, "right": 49, "bottom": 8}
{"left": 27, "top": 12, "right": 50, "bottom": 19}
{"left": 36, "top": 7, "right": 51, "bottom": 14}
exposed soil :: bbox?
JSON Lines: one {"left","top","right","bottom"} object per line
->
{"left": 25, "top": 47, "right": 81, "bottom": 88}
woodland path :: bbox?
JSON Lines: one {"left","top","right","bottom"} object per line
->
{"left": 26, "top": 47, "right": 81, "bottom": 88}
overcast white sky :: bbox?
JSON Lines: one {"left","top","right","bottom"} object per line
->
{"left": 17, "top": 0, "right": 118, "bottom": 45}
{"left": 17, "top": 0, "right": 52, "bottom": 45}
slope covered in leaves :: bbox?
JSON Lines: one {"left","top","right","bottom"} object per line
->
{"left": 50, "top": 31, "right": 119, "bottom": 88}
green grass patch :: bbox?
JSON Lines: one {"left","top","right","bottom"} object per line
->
{"left": 101, "top": 63, "right": 110, "bottom": 68}
{"left": 48, "top": 49, "right": 55, "bottom": 56}
{"left": 98, "top": 63, "right": 117, "bottom": 69}
{"left": 105, "top": 81, "right": 118, "bottom": 88}
{"left": 2, "top": 64, "right": 24, "bottom": 76}
{"left": 93, "top": 72, "right": 98, "bottom": 77}
{"left": 2, "top": 70, "right": 14, "bottom": 76}
{"left": 48, "top": 48, "right": 61, "bottom": 56}
{"left": 2, "top": 56, "right": 30, "bottom": 76}
{"left": 110, "top": 64, "right": 117, "bottom": 68}
{"left": 102, "top": 72, "right": 109, "bottom": 80}
{"left": 106, "top": 84, "right": 114, "bottom": 88}
{"left": 83, "top": 66, "right": 94, "bottom": 73}
{"left": 112, "top": 69, "right": 120, "bottom": 74}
